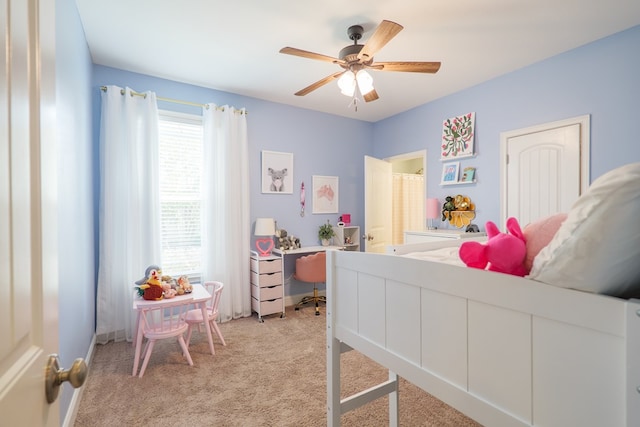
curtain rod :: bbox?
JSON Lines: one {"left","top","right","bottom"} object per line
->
{"left": 99, "top": 86, "right": 247, "bottom": 115}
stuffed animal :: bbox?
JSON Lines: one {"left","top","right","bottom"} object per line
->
{"left": 177, "top": 275, "right": 192, "bottom": 294}
{"left": 442, "top": 196, "right": 456, "bottom": 221}
{"left": 459, "top": 217, "right": 528, "bottom": 277}
{"left": 136, "top": 265, "right": 165, "bottom": 300}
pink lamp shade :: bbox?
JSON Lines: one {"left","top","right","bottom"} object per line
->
{"left": 426, "top": 198, "right": 440, "bottom": 229}
{"left": 254, "top": 218, "right": 275, "bottom": 256}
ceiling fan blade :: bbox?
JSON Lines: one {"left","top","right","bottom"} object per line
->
{"left": 279, "top": 47, "right": 344, "bottom": 65}
{"left": 372, "top": 61, "right": 441, "bottom": 73}
{"left": 364, "top": 89, "right": 379, "bottom": 103}
{"left": 357, "top": 20, "right": 403, "bottom": 62}
{"left": 294, "top": 71, "right": 345, "bottom": 96}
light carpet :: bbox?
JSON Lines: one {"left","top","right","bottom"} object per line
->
{"left": 74, "top": 305, "right": 481, "bottom": 426}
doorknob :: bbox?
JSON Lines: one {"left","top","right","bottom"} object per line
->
{"left": 362, "top": 233, "right": 374, "bottom": 241}
{"left": 45, "top": 354, "right": 88, "bottom": 404}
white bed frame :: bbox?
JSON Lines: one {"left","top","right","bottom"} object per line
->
{"left": 326, "top": 240, "right": 640, "bottom": 426}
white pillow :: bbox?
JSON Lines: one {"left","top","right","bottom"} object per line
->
{"left": 528, "top": 162, "right": 640, "bottom": 297}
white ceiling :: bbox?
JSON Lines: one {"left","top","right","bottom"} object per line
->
{"left": 76, "top": 0, "right": 640, "bottom": 123}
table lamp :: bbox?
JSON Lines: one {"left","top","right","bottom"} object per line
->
{"left": 254, "top": 218, "right": 276, "bottom": 256}
{"left": 426, "top": 198, "right": 440, "bottom": 230}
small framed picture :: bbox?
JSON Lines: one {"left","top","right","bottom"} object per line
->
{"left": 462, "top": 166, "right": 476, "bottom": 182}
{"left": 441, "top": 162, "right": 460, "bottom": 185}
{"left": 262, "top": 150, "right": 293, "bottom": 194}
{"left": 312, "top": 175, "right": 339, "bottom": 214}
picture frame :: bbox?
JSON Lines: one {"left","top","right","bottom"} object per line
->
{"left": 261, "top": 150, "right": 293, "bottom": 194}
{"left": 441, "top": 162, "right": 460, "bottom": 185}
{"left": 312, "top": 175, "right": 339, "bottom": 214}
{"left": 462, "top": 166, "right": 476, "bottom": 182}
{"left": 440, "top": 112, "right": 476, "bottom": 160}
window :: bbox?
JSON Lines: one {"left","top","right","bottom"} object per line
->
{"left": 158, "top": 110, "right": 203, "bottom": 282}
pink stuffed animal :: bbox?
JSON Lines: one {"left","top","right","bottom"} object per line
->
{"left": 459, "top": 217, "right": 527, "bottom": 277}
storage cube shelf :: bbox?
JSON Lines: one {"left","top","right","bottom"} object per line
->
{"left": 333, "top": 225, "right": 360, "bottom": 251}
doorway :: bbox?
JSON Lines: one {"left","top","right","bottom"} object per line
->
{"left": 364, "top": 150, "right": 427, "bottom": 252}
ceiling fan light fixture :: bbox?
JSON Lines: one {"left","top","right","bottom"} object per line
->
{"left": 356, "top": 70, "right": 374, "bottom": 95}
{"left": 338, "top": 71, "right": 356, "bottom": 97}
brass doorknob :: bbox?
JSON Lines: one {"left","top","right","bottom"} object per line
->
{"left": 45, "top": 354, "right": 88, "bottom": 403}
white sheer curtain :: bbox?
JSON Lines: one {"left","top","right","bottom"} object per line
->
{"left": 96, "top": 86, "right": 161, "bottom": 344}
{"left": 201, "top": 105, "right": 251, "bottom": 322}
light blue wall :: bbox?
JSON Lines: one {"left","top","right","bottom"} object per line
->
{"left": 373, "top": 25, "right": 640, "bottom": 228}
{"left": 56, "top": 0, "right": 95, "bottom": 422}
{"left": 91, "top": 66, "right": 373, "bottom": 247}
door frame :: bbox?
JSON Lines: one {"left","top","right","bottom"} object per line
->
{"left": 499, "top": 115, "right": 590, "bottom": 225}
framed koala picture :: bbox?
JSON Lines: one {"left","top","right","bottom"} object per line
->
{"left": 261, "top": 150, "right": 293, "bottom": 194}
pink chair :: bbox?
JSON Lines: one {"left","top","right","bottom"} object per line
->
{"left": 134, "top": 299, "right": 194, "bottom": 377}
{"left": 294, "top": 251, "right": 327, "bottom": 316}
{"left": 185, "top": 281, "right": 226, "bottom": 353}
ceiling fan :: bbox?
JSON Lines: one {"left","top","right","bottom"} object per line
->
{"left": 279, "top": 20, "right": 441, "bottom": 106}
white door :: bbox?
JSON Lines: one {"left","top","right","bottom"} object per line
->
{"left": 500, "top": 116, "right": 590, "bottom": 228}
{"left": 364, "top": 156, "right": 392, "bottom": 252}
{"left": 0, "top": 0, "right": 61, "bottom": 425}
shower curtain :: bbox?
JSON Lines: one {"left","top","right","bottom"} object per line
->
{"left": 392, "top": 173, "right": 425, "bottom": 245}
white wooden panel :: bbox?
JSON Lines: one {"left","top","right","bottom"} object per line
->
{"left": 533, "top": 316, "right": 624, "bottom": 427}
{"left": 386, "top": 280, "right": 421, "bottom": 364}
{"left": 626, "top": 300, "right": 640, "bottom": 426}
{"left": 357, "top": 273, "right": 386, "bottom": 345}
{"left": 468, "top": 301, "right": 532, "bottom": 423}
{"left": 421, "top": 290, "right": 468, "bottom": 389}
{"left": 335, "top": 268, "right": 359, "bottom": 333}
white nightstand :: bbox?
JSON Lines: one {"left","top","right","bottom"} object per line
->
{"left": 404, "top": 229, "right": 486, "bottom": 244}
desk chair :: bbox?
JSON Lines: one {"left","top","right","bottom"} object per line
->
{"left": 294, "top": 251, "right": 326, "bottom": 316}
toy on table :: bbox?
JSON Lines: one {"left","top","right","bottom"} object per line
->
{"left": 135, "top": 265, "right": 165, "bottom": 300}
{"left": 275, "top": 227, "right": 301, "bottom": 251}
{"left": 459, "top": 217, "right": 527, "bottom": 277}
{"left": 177, "top": 275, "right": 192, "bottom": 295}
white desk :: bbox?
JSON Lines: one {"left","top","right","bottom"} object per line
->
{"left": 132, "top": 283, "right": 214, "bottom": 375}
{"left": 272, "top": 246, "right": 343, "bottom": 307}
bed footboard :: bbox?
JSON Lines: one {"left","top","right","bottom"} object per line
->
{"left": 326, "top": 250, "right": 640, "bottom": 427}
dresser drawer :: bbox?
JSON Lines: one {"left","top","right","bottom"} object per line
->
{"left": 251, "top": 271, "right": 282, "bottom": 287}
{"left": 251, "top": 297, "right": 282, "bottom": 316}
{"left": 252, "top": 284, "right": 282, "bottom": 301}
{"left": 250, "top": 257, "right": 281, "bottom": 274}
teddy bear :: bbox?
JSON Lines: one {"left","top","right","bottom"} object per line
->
{"left": 276, "top": 228, "right": 291, "bottom": 250}
{"left": 458, "top": 217, "right": 528, "bottom": 277}
{"left": 135, "top": 265, "right": 165, "bottom": 300}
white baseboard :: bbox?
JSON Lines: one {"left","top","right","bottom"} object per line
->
{"left": 62, "top": 333, "right": 96, "bottom": 427}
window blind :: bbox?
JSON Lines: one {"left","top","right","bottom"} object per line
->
{"left": 158, "top": 111, "right": 203, "bottom": 281}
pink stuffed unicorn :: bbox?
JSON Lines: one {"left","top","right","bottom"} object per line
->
{"left": 459, "top": 217, "right": 528, "bottom": 277}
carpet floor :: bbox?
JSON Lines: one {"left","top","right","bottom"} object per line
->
{"left": 74, "top": 305, "right": 481, "bottom": 426}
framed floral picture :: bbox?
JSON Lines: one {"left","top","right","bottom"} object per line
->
{"left": 312, "top": 175, "right": 339, "bottom": 214}
{"left": 261, "top": 150, "right": 293, "bottom": 194}
{"left": 441, "top": 162, "right": 460, "bottom": 185}
{"left": 441, "top": 112, "right": 475, "bottom": 160}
